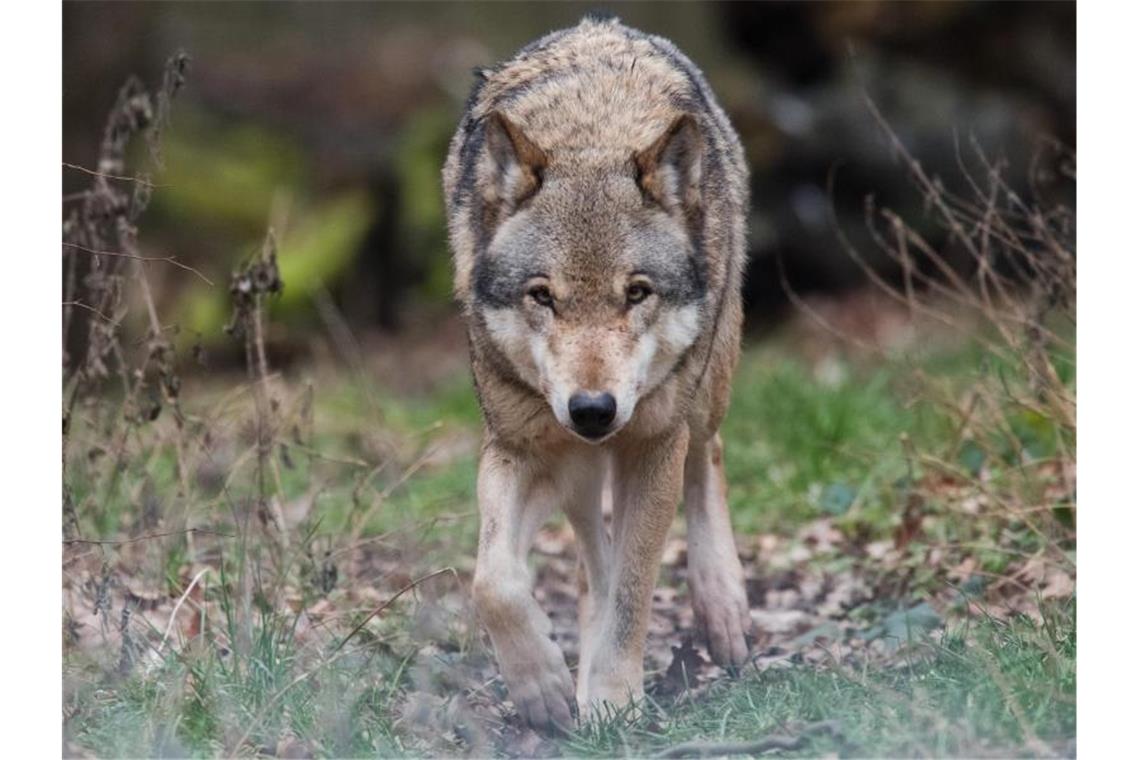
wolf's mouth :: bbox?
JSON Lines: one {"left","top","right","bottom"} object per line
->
{"left": 565, "top": 423, "right": 620, "bottom": 445}
{"left": 572, "top": 423, "right": 612, "bottom": 442}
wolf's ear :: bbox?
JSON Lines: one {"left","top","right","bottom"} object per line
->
{"left": 634, "top": 114, "right": 703, "bottom": 218}
{"left": 480, "top": 111, "right": 548, "bottom": 220}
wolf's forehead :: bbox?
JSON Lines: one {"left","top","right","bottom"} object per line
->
{"left": 499, "top": 211, "right": 634, "bottom": 276}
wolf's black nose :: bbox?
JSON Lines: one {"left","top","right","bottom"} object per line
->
{"left": 568, "top": 391, "right": 617, "bottom": 439}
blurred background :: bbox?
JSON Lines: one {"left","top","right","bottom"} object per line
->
{"left": 62, "top": 0, "right": 1075, "bottom": 363}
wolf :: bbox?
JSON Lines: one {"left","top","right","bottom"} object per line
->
{"left": 442, "top": 14, "right": 751, "bottom": 730}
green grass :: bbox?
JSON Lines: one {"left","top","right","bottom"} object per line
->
{"left": 66, "top": 617, "right": 413, "bottom": 757}
{"left": 63, "top": 337, "right": 1075, "bottom": 757}
{"left": 722, "top": 349, "right": 925, "bottom": 533}
{"left": 564, "top": 600, "right": 1075, "bottom": 758}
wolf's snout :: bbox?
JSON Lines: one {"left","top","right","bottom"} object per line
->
{"left": 568, "top": 391, "right": 617, "bottom": 439}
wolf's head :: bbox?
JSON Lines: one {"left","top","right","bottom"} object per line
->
{"left": 469, "top": 112, "right": 707, "bottom": 443}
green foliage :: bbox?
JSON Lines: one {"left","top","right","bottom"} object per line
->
{"left": 177, "top": 191, "right": 374, "bottom": 339}
{"left": 149, "top": 107, "right": 377, "bottom": 341}
{"left": 152, "top": 109, "right": 309, "bottom": 231}
{"left": 393, "top": 106, "right": 457, "bottom": 304}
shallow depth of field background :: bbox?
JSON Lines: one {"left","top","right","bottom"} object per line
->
{"left": 62, "top": 3, "right": 1075, "bottom": 757}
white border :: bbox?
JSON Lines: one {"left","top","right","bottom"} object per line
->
{"left": 0, "top": 0, "right": 63, "bottom": 750}
{"left": 1077, "top": 1, "right": 1140, "bottom": 757}
{"left": 0, "top": 1, "right": 1118, "bottom": 754}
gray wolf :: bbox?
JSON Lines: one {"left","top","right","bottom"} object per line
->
{"left": 443, "top": 14, "right": 751, "bottom": 731}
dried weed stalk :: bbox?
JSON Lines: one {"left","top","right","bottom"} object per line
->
{"left": 62, "top": 53, "right": 197, "bottom": 678}
{"left": 62, "top": 53, "right": 193, "bottom": 531}
{"left": 789, "top": 96, "right": 1076, "bottom": 594}
{"left": 225, "top": 228, "right": 288, "bottom": 544}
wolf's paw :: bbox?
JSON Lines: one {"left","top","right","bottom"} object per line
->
{"left": 579, "top": 671, "right": 644, "bottom": 723}
{"left": 502, "top": 638, "right": 577, "bottom": 733}
{"left": 689, "top": 561, "right": 752, "bottom": 669}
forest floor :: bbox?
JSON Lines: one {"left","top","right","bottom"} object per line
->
{"left": 62, "top": 298, "right": 1076, "bottom": 758}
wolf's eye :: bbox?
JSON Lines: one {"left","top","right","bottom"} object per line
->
{"left": 528, "top": 285, "right": 554, "bottom": 308}
{"left": 626, "top": 283, "right": 653, "bottom": 305}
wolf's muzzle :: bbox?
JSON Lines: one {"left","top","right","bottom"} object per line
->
{"left": 568, "top": 391, "right": 617, "bottom": 440}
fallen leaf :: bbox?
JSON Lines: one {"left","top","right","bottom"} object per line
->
{"left": 653, "top": 637, "right": 707, "bottom": 697}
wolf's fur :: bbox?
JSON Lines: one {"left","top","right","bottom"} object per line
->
{"left": 443, "top": 15, "right": 751, "bottom": 730}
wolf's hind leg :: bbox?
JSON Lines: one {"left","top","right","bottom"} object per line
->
{"left": 683, "top": 432, "right": 752, "bottom": 668}
{"left": 471, "top": 444, "right": 576, "bottom": 732}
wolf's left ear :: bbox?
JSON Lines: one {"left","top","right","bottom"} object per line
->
{"left": 634, "top": 114, "right": 703, "bottom": 219}
{"left": 480, "top": 111, "right": 548, "bottom": 221}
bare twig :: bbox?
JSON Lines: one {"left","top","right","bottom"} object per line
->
{"left": 654, "top": 720, "right": 843, "bottom": 758}
{"left": 61, "top": 241, "right": 213, "bottom": 285}
{"left": 63, "top": 528, "right": 234, "bottom": 546}
{"left": 61, "top": 300, "right": 115, "bottom": 323}
{"left": 62, "top": 161, "right": 164, "bottom": 186}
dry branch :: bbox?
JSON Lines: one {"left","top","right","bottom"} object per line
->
{"left": 655, "top": 720, "right": 843, "bottom": 758}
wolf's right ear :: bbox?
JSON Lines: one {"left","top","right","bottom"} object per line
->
{"left": 479, "top": 111, "right": 548, "bottom": 225}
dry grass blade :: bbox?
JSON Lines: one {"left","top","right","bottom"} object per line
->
{"left": 158, "top": 567, "right": 211, "bottom": 652}
{"left": 332, "top": 566, "right": 458, "bottom": 655}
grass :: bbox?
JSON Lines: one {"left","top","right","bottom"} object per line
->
{"left": 63, "top": 331, "right": 1076, "bottom": 758}
{"left": 70, "top": 599, "right": 1074, "bottom": 758}
{"left": 564, "top": 600, "right": 1075, "bottom": 758}
{"left": 723, "top": 347, "right": 924, "bottom": 533}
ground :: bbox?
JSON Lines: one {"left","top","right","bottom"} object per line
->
{"left": 62, "top": 299, "right": 1075, "bottom": 758}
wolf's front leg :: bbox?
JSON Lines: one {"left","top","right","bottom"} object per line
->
{"left": 683, "top": 432, "right": 751, "bottom": 667}
{"left": 471, "top": 443, "right": 576, "bottom": 732}
{"left": 563, "top": 458, "right": 611, "bottom": 709}
{"left": 578, "top": 429, "right": 689, "bottom": 716}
